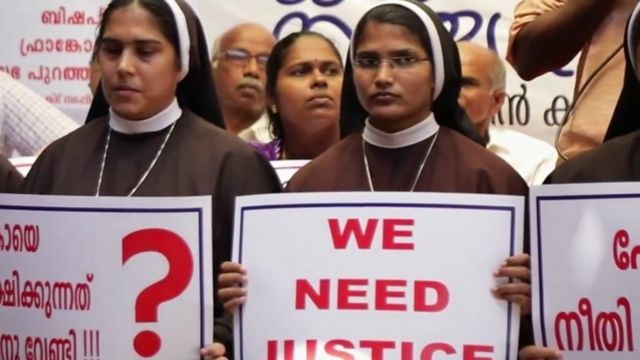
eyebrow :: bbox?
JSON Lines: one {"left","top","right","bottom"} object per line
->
{"left": 355, "top": 48, "right": 424, "bottom": 57}
{"left": 100, "top": 37, "right": 164, "bottom": 46}
{"left": 461, "top": 76, "right": 480, "bottom": 85}
{"left": 286, "top": 59, "right": 341, "bottom": 68}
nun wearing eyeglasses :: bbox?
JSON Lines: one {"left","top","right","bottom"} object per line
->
{"left": 288, "top": 0, "right": 525, "bottom": 196}
{"left": 21, "top": 0, "right": 281, "bottom": 352}
{"left": 219, "top": 0, "right": 543, "bottom": 356}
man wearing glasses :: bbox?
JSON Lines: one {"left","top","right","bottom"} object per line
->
{"left": 211, "top": 23, "right": 276, "bottom": 140}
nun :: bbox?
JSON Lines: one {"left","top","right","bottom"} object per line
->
{"left": 548, "top": 2, "right": 640, "bottom": 183}
{"left": 0, "top": 154, "right": 22, "bottom": 193}
{"left": 287, "top": 0, "right": 524, "bottom": 195}
{"left": 220, "top": 0, "right": 547, "bottom": 357}
{"left": 21, "top": 0, "right": 281, "bottom": 351}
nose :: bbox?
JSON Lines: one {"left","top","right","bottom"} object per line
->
{"left": 116, "top": 49, "right": 134, "bottom": 76}
{"left": 243, "top": 57, "right": 260, "bottom": 78}
{"left": 373, "top": 62, "right": 393, "bottom": 88}
{"left": 310, "top": 68, "right": 328, "bottom": 89}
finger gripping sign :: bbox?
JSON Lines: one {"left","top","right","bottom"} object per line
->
{"left": 233, "top": 192, "right": 524, "bottom": 359}
{"left": 122, "top": 228, "right": 194, "bottom": 357}
{"left": 0, "top": 194, "right": 213, "bottom": 359}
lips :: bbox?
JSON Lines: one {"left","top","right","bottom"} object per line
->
{"left": 307, "top": 94, "right": 334, "bottom": 107}
{"left": 370, "top": 91, "right": 398, "bottom": 102}
{"left": 113, "top": 85, "right": 140, "bottom": 95}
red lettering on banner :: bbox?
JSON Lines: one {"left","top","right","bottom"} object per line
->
{"left": 337, "top": 279, "right": 368, "bottom": 310}
{"left": 463, "top": 345, "right": 494, "bottom": 360}
{"left": 329, "top": 218, "right": 378, "bottom": 249}
{"left": 0, "top": 66, "right": 21, "bottom": 79}
{"left": 415, "top": 280, "right": 450, "bottom": 312}
{"left": 325, "top": 339, "right": 355, "bottom": 360}
{"left": 554, "top": 297, "right": 634, "bottom": 352}
{"left": 0, "top": 223, "right": 40, "bottom": 253}
{"left": 383, "top": 219, "right": 415, "bottom": 250}
{"left": 295, "top": 279, "right": 330, "bottom": 309}
{"left": 328, "top": 218, "right": 415, "bottom": 250}
{"left": 266, "top": 339, "right": 495, "bottom": 359}
{"left": 613, "top": 229, "right": 640, "bottom": 270}
{"left": 41, "top": 6, "right": 105, "bottom": 26}
{"left": 0, "top": 333, "right": 20, "bottom": 360}
{"left": 295, "top": 278, "right": 448, "bottom": 312}
{"left": 376, "top": 279, "right": 407, "bottom": 311}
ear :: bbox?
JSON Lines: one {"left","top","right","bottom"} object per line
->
{"left": 490, "top": 90, "right": 507, "bottom": 117}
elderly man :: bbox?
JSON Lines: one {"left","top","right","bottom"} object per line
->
{"left": 211, "top": 23, "right": 276, "bottom": 141}
{"left": 457, "top": 41, "right": 557, "bottom": 185}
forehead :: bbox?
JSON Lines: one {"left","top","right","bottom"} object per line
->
{"left": 103, "top": 4, "right": 167, "bottom": 41}
{"left": 355, "top": 21, "right": 425, "bottom": 54}
{"left": 458, "top": 45, "right": 494, "bottom": 78}
{"left": 282, "top": 36, "right": 340, "bottom": 65}
{"left": 221, "top": 26, "right": 275, "bottom": 53}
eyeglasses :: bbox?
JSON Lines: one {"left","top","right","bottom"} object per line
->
{"left": 216, "top": 48, "right": 269, "bottom": 68}
{"left": 353, "top": 56, "right": 430, "bottom": 70}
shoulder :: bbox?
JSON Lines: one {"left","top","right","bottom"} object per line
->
{"left": 438, "top": 128, "right": 528, "bottom": 195}
{"left": 548, "top": 131, "right": 640, "bottom": 183}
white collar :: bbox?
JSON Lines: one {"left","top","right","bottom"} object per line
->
{"left": 363, "top": 113, "right": 439, "bottom": 148}
{"left": 109, "top": 98, "right": 182, "bottom": 134}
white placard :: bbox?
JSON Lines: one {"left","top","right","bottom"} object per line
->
{"left": 270, "top": 159, "right": 309, "bottom": 186}
{"left": 233, "top": 191, "right": 524, "bottom": 359}
{"left": 531, "top": 183, "right": 640, "bottom": 359}
{"left": 9, "top": 156, "right": 36, "bottom": 176}
{"left": 0, "top": 194, "right": 213, "bottom": 359}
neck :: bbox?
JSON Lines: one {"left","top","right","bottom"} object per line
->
{"left": 223, "top": 107, "right": 261, "bottom": 135}
{"left": 109, "top": 98, "right": 181, "bottom": 134}
{"left": 364, "top": 113, "right": 439, "bottom": 148}
{"left": 283, "top": 122, "right": 339, "bottom": 159}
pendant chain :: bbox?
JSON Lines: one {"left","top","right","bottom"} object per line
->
{"left": 95, "top": 121, "right": 177, "bottom": 197}
{"left": 362, "top": 131, "right": 438, "bottom": 192}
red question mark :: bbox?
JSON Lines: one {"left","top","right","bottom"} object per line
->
{"left": 122, "top": 228, "right": 194, "bottom": 358}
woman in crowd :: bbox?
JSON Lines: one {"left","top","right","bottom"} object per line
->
{"left": 548, "top": 2, "right": 640, "bottom": 183}
{"left": 0, "top": 154, "right": 22, "bottom": 193}
{"left": 251, "top": 31, "right": 343, "bottom": 160}
{"left": 219, "top": 0, "right": 560, "bottom": 358}
{"left": 20, "top": 0, "right": 281, "bottom": 356}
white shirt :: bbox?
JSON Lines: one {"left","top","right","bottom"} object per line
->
{"left": 238, "top": 113, "right": 274, "bottom": 143}
{"left": 487, "top": 126, "right": 558, "bottom": 185}
{"left": 0, "top": 72, "right": 79, "bottom": 156}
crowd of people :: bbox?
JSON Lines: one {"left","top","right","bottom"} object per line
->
{"left": 2, "top": 0, "right": 638, "bottom": 358}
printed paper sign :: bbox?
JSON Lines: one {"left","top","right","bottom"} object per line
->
{"left": 233, "top": 192, "right": 524, "bottom": 359}
{"left": 0, "top": 194, "right": 213, "bottom": 359}
{"left": 531, "top": 183, "right": 640, "bottom": 359}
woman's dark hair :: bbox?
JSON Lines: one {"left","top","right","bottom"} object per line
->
{"left": 95, "top": 0, "right": 181, "bottom": 69}
{"left": 265, "top": 31, "right": 343, "bottom": 141}
{"left": 352, "top": 5, "right": 433, "bottom": 62}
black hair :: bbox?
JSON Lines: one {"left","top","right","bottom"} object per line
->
{"left": 265, "top": 31, "right": 342, "bottom": 141}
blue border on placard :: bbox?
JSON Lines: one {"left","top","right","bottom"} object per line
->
{"left": 236, "top": 202, "right": 517, "bottom": 359}
{"left": 0, "top": 204, "right": 208, "bottom": 356}
{"left": 535, "top": 192, "right": 640, "bottom": 347}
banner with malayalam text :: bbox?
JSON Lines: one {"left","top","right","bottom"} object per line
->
{"left": 531, "top": 183, "right": 640, "bottom": 359}
{"left": 0, "top": 194, "right": 213, "bottom": 359}
{"left": 233, "top": 192, "right": 524, "bottom": 359}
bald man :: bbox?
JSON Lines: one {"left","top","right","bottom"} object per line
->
{"left": 457, "top": 41, "right": 557, "bottom": 185}
{"left": 211, "top": 23, "right": 276, "bottom": 139}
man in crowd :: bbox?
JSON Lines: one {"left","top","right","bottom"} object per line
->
{"left": 211, "top": 23, "right": 276, "bottom": 142}
{"left": 457, "top": 41, "right": 557, "bottom": 185}
{"left": 507, "top": 0, "right": 636, "bottom": 161}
